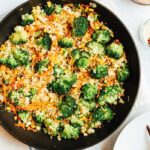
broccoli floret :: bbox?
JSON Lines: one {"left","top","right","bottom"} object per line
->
{"left": 29, "top": 88, "right": 37, "bottom": 96}
{"left": 70, "top": 116, "right": 84, "bottom": 126}
{"left": 2, "top": 79, "right": 9, "bottom": 85}
{"left": 44, "top": 2, "right": 55, "bottom": 15}
{"left": 105, "top": 41, "right": 124, "bottom": 59}
{"left": 71, "top": 49, "right": 81, "bottom": 61}
{"left": 33, "top": 112, "right": 45, "bottom": 124}
{"left": 72, "top": 16, "right": 89, "bottom": 37}
{"left": 35, "top": 59, "right": 49, "bottom": 73}
{"left": 92, "top": 106, "right": 114, "bottom": 122}
{"left": 21, "top": 13, "right": 34, "bottom": 26}
{"left": 47, "top": 73, "right": 77, "bottom": 95}
{"left": 90, "top": 65, "right": 108, "bottom": 79}
{"left": 27, "top": 88, "right": 37, "bottom": 99}
{"left": 53, "top": 64, "right": 64, "bottom": 78}
{"left": 98, "top": 85, "right": 123, "bottom": 105}
{"left": 71, "top": 49, "right": 90, "bottom": 62}
{"left": 0, "top": 58, "right": 6, "bottom": 65}
{"left": 59, "top": 96, "right": 77, "bottom": 118}
{"left": 117, "top": 64, "right": 129, "bottom": 82}
{"left": 59, "top": 105, "right": 73, "bottom": 118}
{"left": 65, "top": 95, "right": 77, "bottom": 109}
{"left": 76, "top": 57, "right": 89, "bottom": 69}
{"left": 79, "top": 99, "right": 96, "bottom": 112}
{"left": 9, "top": 26, "right": 28, "bottom": 44}
{"left": 92, "top": 29, "right": 111, "bottom": 44}
{"left": 80, "top": 51, "right": 90, "bottom": 58}
{"left": 4, "top": 55, "right": 19, "bottom": 69}
{"left": 37, "top": 33, "right": 52, "bottom": 50}
{"left": 13, "top": 49, "right": 30, "bottom": 66}
{"left": 18, "top": 111, "right": 29, "bottom": 123}
{"left": 81, "top": 83, "right": 98, "bottom": 100}
{"left": 48, "top": 80, "right": 69, "bottom": 95}
{"left": 87, "top": 41, "right": 104, "bottom": 55}
{"left": 44, "top": 119, "right": 60, "bottom": 136}
{"left": 71, "top": 49, "right": 90, "bottom": 69}
{"left": 0, "top": 49, "right": 30, "bottom": 69}
{"left": 58, "top": 37, "right": 74, "bottom": 48}
{"left": 8, "top": 90, "right": 19, "bottom": 105}
{"left": 55, "top": 5, "right": 62, "bottom": 13}
{"left": 62, "top": 124, "right": 80, "bottom": 139}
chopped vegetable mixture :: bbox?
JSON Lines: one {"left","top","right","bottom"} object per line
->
{"left": 0, "top": 1, "right": 129, "bottom": 140}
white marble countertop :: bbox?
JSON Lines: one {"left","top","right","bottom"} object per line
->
{"left": 0, "top": 0, "right": 150, "bottom": 150}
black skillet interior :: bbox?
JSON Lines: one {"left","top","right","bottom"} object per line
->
{"left": 0, "top": 0, "right": 140, "bottom": 149}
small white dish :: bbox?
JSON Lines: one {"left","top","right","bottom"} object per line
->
{"left": 114, "top": 112, "right": 150, "bottom": 150}
{"left": 140, "top": 19, "right": 150, "bottom": 47}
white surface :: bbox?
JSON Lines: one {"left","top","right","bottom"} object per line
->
{"left": 0, "top": 0, "right": 150, "bottom": 150}
{"left": 114, "top": 112, "right": 150, "bottom": 150}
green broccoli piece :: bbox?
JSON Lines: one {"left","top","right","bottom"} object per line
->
{"left": 47, "top": 73, "right": 77, "bottom": 95}
{"left": 70, "top": 116, "right": 84, "bottom": 127}
{"left": 58, "top": 37, "right": 74, "bottom": 48}
{"left": 0, "top": 58, "right": 7, "bottom": 66}
{"left": 44, "top": 4, "right": 55, "bottom": 15}
{"left": 64, "top": 95, "right": 77, "bottom": 109}
{"left": 71, "top": 49, "right": 90, "bottom": 69}
{"left": 81, "top": 83, "right": 98, "bottom": 100}
{"left": 71, "top": 49, "right": 81, "bottom": 61}
{"left": 62, "top": 124, "right": 80, "bottom": 139}
{"left": 79, "top": 99, "right": 96, "bottom": 112}
{"left": 44, "top": 119, "right": 60, "bottom": 136}
{"left": 27, "top": 88, "right": 37, "bottom": 99}
{"left": 59, "top": 105, "right": 73, "bottom": 118}
{"left": 87, "top": 41, "right": 104, "bottom": 55}
{"left": 92, "top": 106, "right": 114, "bottom": 122}
{"left": 55, "top": 5, "right": 62, "bottom": 13}
{"left": 18, "top": 111, "right": 29, "bottom": 123}
{"left": 76, "top": 57, "right": 89, "bottom": 69}
{"left": 8, "top": 90, "right": 19, "bottom": 105}
{"left": 98, "top": 85, "right": 123, "bottom": 105}
{"left": 35, "top": 59, "right": 49, "bottom": 73}
{"left": 21, "top": 13, "right": 34, "bottom": 26}
{"left": 37, "top": 33, "right": 52, "bottom": 50}
{"left": 33, "top": 112, "right": 45, "bottom": 124}
{"left": 4, "top": 55, "right": 19, "bottom": 69}
{"left": 13, "top": 49, "right": 30, "bottom": 66}
{"left": 90, "top": 65, "right": 108, "bottom": 79}
{"left": 2, "top": 79, "right": 9, "bottom": 85}
{"left": 53, "top": 64, "right": 64, "bottom": 78}
{"left": 71, "top": 49, "right": 90, "bottom": 61}
{"left": 117, "top": 63, "right": 129, "bottom": 82}
{"left": 92, "top": 29, "right": 111, "bottom": 44}
{"left": 105, "top": 41, "right": 124, "bottom": 59}
{"left": 29, "top": 88, "right": 37, "bottom": 96}
{"left": 0, "top": 49, "right": 30, "bottom": 69}
{"left": 72, "top": 16, "right": 89, "bottom": 37}
{"left": 9, "top": 26, "right": 28, "bottom": 44}
{"left": 59, "top": 96, "right": 77, "bottom": 118}
{"left": 80, "top": 51, "right": 90, "bottom": 58}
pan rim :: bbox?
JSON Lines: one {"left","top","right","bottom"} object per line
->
{"left": 0, "top": 1, "right": 141, "bottom": 149}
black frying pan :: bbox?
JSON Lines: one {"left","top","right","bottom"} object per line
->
{"left": 0, "top": 0, "right": 140, "bottom": 149}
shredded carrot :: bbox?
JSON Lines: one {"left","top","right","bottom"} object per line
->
{"left": 15, "top": 123, "right": 25, "bottom": 129}
{"left": 16, "top": 101, "right": 56, "bottom": 111}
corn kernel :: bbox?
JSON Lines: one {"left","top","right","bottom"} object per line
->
{"left": 47, "top": 1, "right": 52, "bottom": 7}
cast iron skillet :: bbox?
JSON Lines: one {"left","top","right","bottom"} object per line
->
{"left": 0, "top": 0, "right": 140, "bottom": 149}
